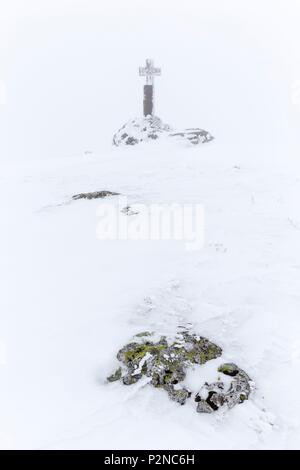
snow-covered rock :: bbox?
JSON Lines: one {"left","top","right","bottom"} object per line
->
{"left": 112, "top": 116, "right": 213, "bottom": 147}
{"left": 195, "top": 363, "right": 253, "bottom": 413}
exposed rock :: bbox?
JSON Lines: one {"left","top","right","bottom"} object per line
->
{"left": 112, "top": 116, "right": 213, "bottom": 147}
{"left": 108, "top": 331, "right": 222, "bottom": 407}
{"left": 107, "top": 332, "right": 252, "bottom": 414}
{"left": 122, "top": 373, "right": 142, "bottom": 385}
{"left": 179, "top": 331, "right": 222, "bottom": 364}
{"left": 195, "top": 400, "right": 214, "bottom": 414}
{"left": 166, "top": 385, "right": 191, "bottom": 405}
{"left": 72, "top": 190, "right": 119, "bottom": 200}
{"left": 218, "top": 362, "right": 240, "bottom": 377}
{"left": 107, "top": 367, "right": 122, "bottom": 383}
{"left": 195, "top": 363, "right": 253, "bottom": 413}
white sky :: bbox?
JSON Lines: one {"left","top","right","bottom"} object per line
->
{"left": 0, "top": 0, "right": 300, "bottom": 162}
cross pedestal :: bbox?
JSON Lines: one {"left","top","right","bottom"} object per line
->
{"left": 139, "top": 59, "right": 161, "bottom": 117}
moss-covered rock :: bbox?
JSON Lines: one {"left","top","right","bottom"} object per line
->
{"left": 107, "top": 367, "right": 122, "bottom": 383}
{"left": 122, "top": 373, "right": 142, "bottom": 385}
{"left": 106, "top": 331, "right": 252, "bottom": 413}
{"left": 218, "top": 363, "right": 239, "bottom": 377}
{"left": 166, "top": 386, "right": 191, "bottom": 405}
{"left": 117, "top": 341, "right": 166, "bottom": 367}
{"left": 150, "top": 356, "right": 186, "bottom": 388}
{"left": 181, "top": 333, "right": 222, "bottom": 364}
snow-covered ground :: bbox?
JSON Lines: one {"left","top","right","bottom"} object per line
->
{"left": 1, "top": 136, "right": 300, "bottom": 449}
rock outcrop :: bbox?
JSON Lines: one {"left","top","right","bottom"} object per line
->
{"left": 112, "top": 116, "right": 213, "bottom": 147}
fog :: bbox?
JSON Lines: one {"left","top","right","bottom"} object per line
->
{"left": 0, "top": 0, "right": 299, "bottom": 163}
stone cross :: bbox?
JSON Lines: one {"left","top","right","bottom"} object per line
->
{"left": 139, "top": 59, "right": 161, "bottom": 117}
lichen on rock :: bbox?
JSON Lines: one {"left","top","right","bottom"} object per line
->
{"left": 107, "top": 330, "right": 223, "bottom": 407}
{"left": 218, "top": 363, "right": 240, "bottom": 377}
{"left": 107, "top": 367, "right": 122, "bottom": 383}
{"left": 106, "top": 332, "right": 253, "bottom": 414}
{"left": 166, "top": 385, "right": 191, "bottom": 405}
{"left": 178, "top": 332, "right": 222, "bottom": 364}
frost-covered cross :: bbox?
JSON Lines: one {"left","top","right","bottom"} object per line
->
{"left": 139, "top": 59, "right": 161, "bottom": 116}
{"left": 139, "top": 59, "right": 161, "bottom": 85}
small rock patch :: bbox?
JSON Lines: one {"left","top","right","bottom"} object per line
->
{"left": 195, "top": 363, "right": 252, "bottom": 413}
{"left": 72, "top": 191, "right": 119, "bottom": 200}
